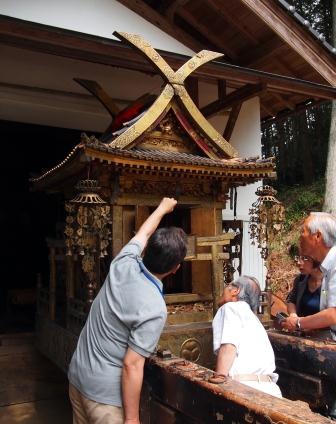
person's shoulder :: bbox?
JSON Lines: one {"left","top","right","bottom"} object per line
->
{"left": 221, "top": 301, "right": 246, "bottom": 314}
{"left": 114, "top": 239, "right": 143, "bottom": 262}
{"left": 294, "top": 273, "right": 307, "bottom": 284}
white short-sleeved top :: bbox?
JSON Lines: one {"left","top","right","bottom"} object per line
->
{"left": 212, "top": 301, "right": 278, "bottom": 382}
{"left": 320, "top": 245, "right": 336, "bottom": 335}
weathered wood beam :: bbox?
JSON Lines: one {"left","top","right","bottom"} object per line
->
{"left": 174, "top": 7, "right": 237, "bottom": 60}
{"left": 217, "top": 79, "right": 226, "bottom": 100}
{"left": 1, "top": 16, "right": 335, "bottom": 100}
{"left": 272, "top": 93, "right": 296, "bottom": 111}
{"left": 115, "top": 0, "right": 201, "bottom": 52}
{"left": 223, "top": 103, "right": 242, "bottom": 140}
{"left": 185, "top": 77, "right": 199, "bottom": 107}
{"left": 274, "top": 58, "right": 299, "bottom": 78}
{"left": 240, "top": 0, "right": 336, "bottom": 86}
{"left": 164, "top": 0, "right": 190, "bottom": 22}
{"left": 201, "top": 83, "right": 265, "bottom": 117}
{"left": 207, "top": 0, "right": 259, "bottom": 46}
{"left": 260, "top": 103, "right": 278, "bottom": 119}
{"left": 239, "top": 36, "right": 285, "bottom": 68}
{"left": 74, "top": 78, "right": 120, "bottom": 117}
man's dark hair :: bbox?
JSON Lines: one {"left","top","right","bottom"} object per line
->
{"left": 143, "top": 227, "right": 187, "bottom": 274}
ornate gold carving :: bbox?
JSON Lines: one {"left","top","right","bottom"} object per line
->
{"left": 121, "top": 179, "right": 213, "bottom": 197}
{"left": 180, "top": 338, "right": 202, "bottom": 363}
{"left": 140, "top": 138, "right": 190, "bottom": 152}
{"left": 172, "top": 84, "right": 238, "bottom": 158}
{"left": 112, "top": 32, "right": 237, "bottom": 158}
{"left": 108, "top": 85, "right": 174, "bottom": 149}
{"left": 139, "top": 112, "right": 198, "bottom": 154}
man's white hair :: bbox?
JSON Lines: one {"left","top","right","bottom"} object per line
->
{"left": 232, "top": 275, "right": 261, "bottom": 313}
{"left": 308, "top": 212, "right": 336, "bottom": 247}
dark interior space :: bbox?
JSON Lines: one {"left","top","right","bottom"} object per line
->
{"left": 0, "top": 120, "right": 83, "bottom": 334}
{"left": 157, "top": 206, "right": 192, "bottom": 295}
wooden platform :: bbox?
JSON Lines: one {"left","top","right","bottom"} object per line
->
{"left": 0, "top": 333, "right": 72, "bottom": 424}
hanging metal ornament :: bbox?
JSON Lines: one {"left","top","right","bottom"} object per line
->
{"left": 64, "top": 179, "right": 112, "bottom": 307}
{"left": 248, "top": 185, "right": 284, "bottom": 260}
{"left": 248, "top": 185, "right": 284, "bottom": 327}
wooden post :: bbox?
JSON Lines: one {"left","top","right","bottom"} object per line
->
{"left": 112, "top": 205, "right": 123, "bottom": 257}
{"left": 66, "top": 255, "right": 75, "bottom": 299}
{"left": 211, "top": 244, "right": 220, "bottom": 316}
{"left": 49, "top": 247, "right": 56, "bottom": 321}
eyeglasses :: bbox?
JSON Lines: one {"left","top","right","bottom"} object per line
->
{"left": 294, "top": 255, "right": 312, "bottom": 263}
{"left": 224, "top": 282, "right": 238, "bottom": 289}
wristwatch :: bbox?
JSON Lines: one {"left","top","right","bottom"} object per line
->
{"left": 296, "top": 318, "right": 301, "bottom": 330}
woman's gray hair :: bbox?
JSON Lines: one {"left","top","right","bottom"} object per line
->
{"left": 308, "top": 212, "right": 336, "bottom": 248}
{"left": 231, "top": 275, "right": 261, "bottom": 313}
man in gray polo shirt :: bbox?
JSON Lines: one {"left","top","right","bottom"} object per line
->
{"left": 68, "top": 197, "right": 187, "bottom": 424}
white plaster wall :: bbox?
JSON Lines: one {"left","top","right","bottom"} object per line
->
{"left": 0, "top": 0, "right": 194, "bottom": 55}
{"left": 198, "top": 81, "right": 266, "bottom": 288}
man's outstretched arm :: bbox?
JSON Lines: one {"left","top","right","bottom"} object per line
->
{"left": 132, "top": 197, "right": 177, "bottom": 249}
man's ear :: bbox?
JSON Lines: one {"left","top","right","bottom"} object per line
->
{"left": 233, "top": 287, "right": 240, "bottom": 295}
{"left": 171, "top": 263, "right": 181, "bottom": 275}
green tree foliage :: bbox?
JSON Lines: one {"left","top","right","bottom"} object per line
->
{"left": 261, "top": 0, "right": 333, "bottom": 186}
{"left": 287, "top": 0, "right": 333, "bottom": 43}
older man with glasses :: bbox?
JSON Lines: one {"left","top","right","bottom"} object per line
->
{"left": 281, "top": 212, "right": 336, "bottom": 340}
{"left": 212, "top": 275, "right": 282, "bottom": 398}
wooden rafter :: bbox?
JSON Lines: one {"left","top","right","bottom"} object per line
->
{"left": 185, "top": 77, "right": 199, "bottom": 107}
{"left": 201, "top": 83, "right": 265, "bottom": 117}
{"left": 272, "top": 93, "right": 295, "bottom": 111}
{"left": 207, "top": 0, "right": 259, "bottom": 46}
{"left": 164, "top": 0, "right": 190, "bottom": 22}
{"left": 218, "top": 80, "right": 226, "bottom": 100}
{"left": 240, "top": 0, "right": 336, "bottom": 86}
{"left": 74, "top": 78, "right": 120, "bottom": 117}
{"left": 115, "top": 0, "right": 201, "bottom": 52}
{"left": 239, "top": 36, "right": 285, "bottom": 67}
{"left": 1, "top": 16, "right": 335, "bottom": 101}
{"left": 274, "top": 58, "right": 299, "bottom": 79}
{"left": 260, "top": 103, "right": 277, "bottom": 118}
{"left": 174, "top": 7, "right": 238, "bottom": 60}
{"left": 223, "top": 103, "right": 242, "bottom": 141}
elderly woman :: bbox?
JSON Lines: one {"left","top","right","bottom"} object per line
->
{"left": 286, "top": 253, "right": 323, "bottom": 318}
{"left": 212, "top": 275, "right": 282, "bottom": 398}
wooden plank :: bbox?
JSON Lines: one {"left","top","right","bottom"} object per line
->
{"left": 201, "top": 83, "right": 265, "bottom": 117}
{"left": 207, "top": 0, "right": 259, "bottom": 46}
{"left": 240, "top": 0, "right": 336, "bottom": 86}
{"left": 49, "top": 247, "right": 56, "bottom": 321}
{"left": 115, "top": 0, "right": 202, "bottom": 51}
{"left": 1, "top": 16, "right": 335, "bottom": 99}
{"left": 135, "top": 205, "right": 150, "bottom": 232}
{"left": 196, "top": 233, "right": 236, "bottom": 243}
{"left": 184, "top": 77, "right": 199, "bottom": 107}
{"left": 223, "top": 103, "right": 242, "bottom": 140}
{"left": 190, "top": 208, "right": 217, "bottom": 295}
{"left": 165, "top": 293, "right": 212, "bottom": 304}
{"left": 122, "top": 206, "right": 135, "bottom": 246}
{"left": 187, "top": 252, "right": 230, "bottom": 261}
{"left": 112, "top": 205, "right": 123, "bottom": 257}
{"left": 175, "top": 7, "right": 237, "bottom": 60}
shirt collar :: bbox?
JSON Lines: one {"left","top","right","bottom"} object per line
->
{"left": 320, "top": 245, "right": 336, "bottom": 274}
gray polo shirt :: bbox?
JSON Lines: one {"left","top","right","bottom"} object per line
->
{"left": 68, "top": 240, "right": 167, "bottom": 406}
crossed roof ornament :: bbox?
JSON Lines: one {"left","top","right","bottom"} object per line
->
{"left": 108, "top": 32, "right": 238, "bottom": 159}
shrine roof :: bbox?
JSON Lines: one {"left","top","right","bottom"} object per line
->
{"left": 85, "top": 142, "right": 274, "bottom": 170}
{"left": 31, "top": 138, "right": 276, "bottom": 190}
